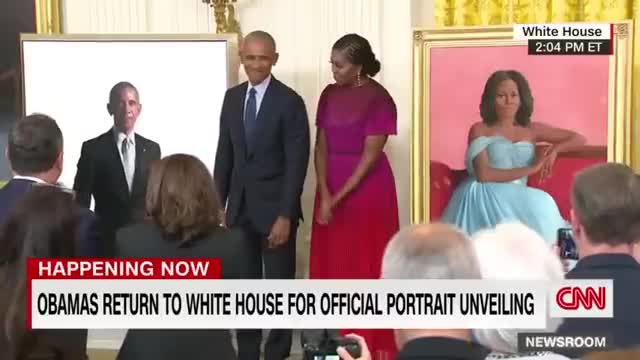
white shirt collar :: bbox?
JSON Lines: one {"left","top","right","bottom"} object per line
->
{"left": 113, "top": 127, "right": 135, "bottom": 146}
{"left": 13, "top": 175, "right": 47, "bottom": 184}
{"left": 247, "top": 74, "right": 271, "bottom": 96}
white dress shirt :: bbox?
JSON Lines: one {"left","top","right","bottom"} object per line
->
{"left": 13, "top": 175, "right": 75, "bottom": 193}
{"left": 13, "top": 175, "right": 46, "bottom": 184}
{"left": 245, "top": 74, "right": 271, "bottom": 117}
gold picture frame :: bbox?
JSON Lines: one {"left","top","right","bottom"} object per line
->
{"left": 35, "top": 0, "right": 62, "bottom": 34}
{"left": 411, "top": 21, "right": 634, "bottom": 224}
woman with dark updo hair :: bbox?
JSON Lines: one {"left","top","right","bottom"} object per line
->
{"left": 441, "top": 70, "right": 586, "bottom": 243}
{"left": 308, "top": 33, "right": 399, "bottom": 359}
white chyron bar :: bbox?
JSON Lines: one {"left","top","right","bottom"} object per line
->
{"left": 513, "top": 23, "right": 612, "bottom": 40}
{"left": 513, "top": 23, "right": 613, "bottom": 55}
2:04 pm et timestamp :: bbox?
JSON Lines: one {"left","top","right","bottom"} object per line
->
{"left": 528, "top": 39, "right": 611, "bottom": 55}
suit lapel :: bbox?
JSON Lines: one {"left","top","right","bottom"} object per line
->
{"left": 105, "top": 131, "right": 131, "bottom": 199}
{"left": 247, "top": 79, "right": 278, "bottom": 156}
{"left": 233, "top": 83, "right": 249, "bottom": 159}
{"left": 131, "top": 136, "right": 146, "bottom": 196}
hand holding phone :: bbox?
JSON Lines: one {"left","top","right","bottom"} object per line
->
{"left": 303, "top": 333, "right": 362, "bottom": 360}
{"left": 557, "top": 228, "right": 578, "bottom": 260}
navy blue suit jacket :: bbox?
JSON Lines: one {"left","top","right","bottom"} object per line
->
{"left": 214, "top": 77, "right": 310, "bottom": 233}
{"left": 0, "top": 178, "right": 99, "bottom": 256}
{"left": 556, "top": 253, "right": 640, "bottom": 356}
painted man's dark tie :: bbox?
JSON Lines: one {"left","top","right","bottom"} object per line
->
{"left": 244, "top": 88, "right": 257, "bottom": 150}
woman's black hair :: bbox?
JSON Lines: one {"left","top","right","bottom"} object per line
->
{"left": 479, "top": 70, "right": 534, "bottom": 127}
{"left": 332, "top": 33, "right": 381, "bottom": 77}
{"left": 0, "top": 186, "right": 77, "bottom": 357}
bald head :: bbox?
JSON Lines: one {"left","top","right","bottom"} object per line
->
{"left": 381, "top": 223, "right": 481, "bottom": 280}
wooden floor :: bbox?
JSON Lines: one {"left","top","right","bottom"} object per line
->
{"left": 87, "top": 349, "right": 117, "bottom": 360}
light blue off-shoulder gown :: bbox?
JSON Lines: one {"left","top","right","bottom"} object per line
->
{"left": 441, "top": 135, "right": 567, "bottom": 244}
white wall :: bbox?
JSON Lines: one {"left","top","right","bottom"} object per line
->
{"left": 61, "top": 0, "right": 435, "bottom": 351}
{"left": 62, "top": 0, "right": 213, "bottom": 33}
{"left": 61, "top": 0, "right": 436, "bottom": 277}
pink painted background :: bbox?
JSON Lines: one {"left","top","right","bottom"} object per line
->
{"left": 429, "top": 45, "right": 609, "bottom": 169}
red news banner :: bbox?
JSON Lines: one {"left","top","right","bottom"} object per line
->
{"left": 27, "top": 258, "right": 221, "bottom": 329}
{"left": 28, "top": 258, "right": 222, "bottom": 279}
{"left": 27, "top": 258, "right": 613, "bottom": 330}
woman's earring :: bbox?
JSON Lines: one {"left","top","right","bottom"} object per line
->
{"left": 356, "top": 72, "right": 361, "bottom": 87}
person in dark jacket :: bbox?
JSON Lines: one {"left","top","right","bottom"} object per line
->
{"left": 116, "top": 154, "right": 252, "bottom": 360}
{"left": 555, "top": 163, "right": 640, "bottom": 357}
{"left": 0, "top": 113, "right": 98, "bottom": 256}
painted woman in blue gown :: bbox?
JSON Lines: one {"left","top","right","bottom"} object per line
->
{"left": 442, "top": 70, "right": 586, "bottom": 244}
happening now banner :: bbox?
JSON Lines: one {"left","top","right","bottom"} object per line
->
{"left": 27, "top": 258, "right": 612, "bottom": 330}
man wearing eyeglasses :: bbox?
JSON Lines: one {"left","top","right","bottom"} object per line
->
{"left": 0, "top": 113, "right": 99, "bottom": 257}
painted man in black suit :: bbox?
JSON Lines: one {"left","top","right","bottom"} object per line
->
{"left": 73, "top": 82, "right": 161, "bottom": 256}
{"left": 0, "top": 113, "right": 99, "bottom": 256}
{"left": 214, "top": 30, "right": 310, "bottom": 360}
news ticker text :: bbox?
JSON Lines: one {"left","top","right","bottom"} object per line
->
{"left": 36, "top": 291, "right": 536, "bottom": 317}
{"left": 528, "top": 39, "right": 611, "bottom": 55}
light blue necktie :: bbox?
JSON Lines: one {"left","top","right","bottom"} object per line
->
{"left": 121, "top": 137, "right": 134, "bottom": 192}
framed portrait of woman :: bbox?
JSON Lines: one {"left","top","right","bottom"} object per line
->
{"left": 411, "top": 21, "right": 635, "bottom": 224}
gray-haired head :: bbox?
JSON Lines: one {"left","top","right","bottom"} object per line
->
{"left": 243, "top": 30, "right": 277, "bottom": 52}
{"left": 8, "top": 113, "right": 63, "bottom": 177}
{"left": 470, "top": 222, "right": 564, "bottom": 354}
{"left": 383, "top": 223, "right": 482, "bottom": 349}
{"left": 381, "top": 223, "right": 481, "bottom": 280}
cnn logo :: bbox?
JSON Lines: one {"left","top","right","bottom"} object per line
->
{"left": 556, "top": 286, "right": 606, "bottom": 310}
{"left": 549, "top": 281, "right": 613, "bottom": 318}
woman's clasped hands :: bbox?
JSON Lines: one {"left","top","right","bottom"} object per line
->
{"left": 317, "top": 193, "right": 333, "bottom": 225}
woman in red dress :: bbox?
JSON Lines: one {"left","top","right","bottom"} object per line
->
{"left": 309, "top": 33, "right": 400, "bottom": 360}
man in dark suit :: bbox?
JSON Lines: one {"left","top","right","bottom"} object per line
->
{"left": 73, "top": 81, "right": 161, "bottom": 256}
{"left": 555, "top": 163, "right": 640, "bottom": 357}
{"left": 0, "top": 113, "right": 98, "bottom": 257}
{"left": 214, "top": 30, "right": 310, "bottom": 360}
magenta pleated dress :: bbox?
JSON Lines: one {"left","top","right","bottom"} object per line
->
{"left": 309, "top": 80, "right": 400, "bottom": 360}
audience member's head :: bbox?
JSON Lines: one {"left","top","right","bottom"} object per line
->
{"left": 570, "top": 163, "right": 640, "bottom": 258}
{"left": 0, "top": 186, "right": 77, "bottom": 356}
{"left": 240, "top": 30, "right": 278, "bottom": 86}
{"left": 145, "top": 154, "right": 222, "bottom": 244}
{"left": 382, "top": 223, "right": 481, "bottom": 281}
{"left": 381, "top": 223, "right": 481, "bottom": 348}
{"left": 471, "top": 222, "right": 564, "bottom": 354}
{"left": 7, "top": 113, "right": 63, "bottom": 183}
{"left": 107, "top": 81, "right": 141, "bottom": 135}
